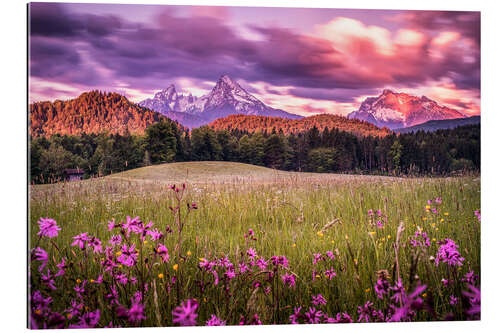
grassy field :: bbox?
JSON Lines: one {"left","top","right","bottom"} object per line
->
{"left": 29, "top": 162, "right": 480, "bottom": 327}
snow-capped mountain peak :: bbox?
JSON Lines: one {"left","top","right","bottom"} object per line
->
{"left": 347, "top": 90, "right": 464, "bottom": 129}
{"left": 215, "top": 74, "right": 241, "bottom": 90}
{"left": 154, "top": 84, "right": 177, "bottom": 102}
{"left": 140, "top": 84, "right": 179, "bottom": 113}
{"left": 154, "top": 84, "right": 177, "bottom": 100}
{"left": 138, "top": 75, "right": 301, "bottom": 128}
{"left": 205, "top": 75, "right": 263, "bottom": 110}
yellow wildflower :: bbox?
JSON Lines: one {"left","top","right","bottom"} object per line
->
{"left": 365, "top": 288, "right": 371, "bottom": 293}
{"left": 90, "top": 279, "right": 95, "bottom": 283}
{"left": 440, "top": 218, "right": 444, "bottom": 222}
{"left": 422, "top": 293, "right": 427, "bottom": 298}
{"left": 76, "top": 279, "right": 81, "bottom": 284}
{"left": 369, "top": 231, "right": 376, "bottom": 236}
{"left": 292, "top": 243, "right": 296, "bottom": 247}
{"left": 158, "top": 273, "right": 164, "bottom": 279}
{"left": 317, "top": 231, "right": 324, "bottom": 237}
{"left": 143, "top": 240, "right": 148, "bottom": 245}
{"left": 173, "top": 264, "right": 179, "bottom": 271}
{"left": 444, "top": 212, "right": 449, "bottom": 216}
{"left": 115, "top": 251, "right": 122, "bottom": 256}
{"left": 387, "top": 235, "right": 391, "bottom": 239}
{"left": 187, "top": 250, "right": 192, "bottom": 256}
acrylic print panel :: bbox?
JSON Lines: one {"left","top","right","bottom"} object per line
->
{"left": 28, "top": 1, "right": 480, "bottom": 329}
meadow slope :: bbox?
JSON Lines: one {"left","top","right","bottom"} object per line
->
{"left": 105, "top": 161, "right": 397, "bottom": 184}
{"left": 29, "top": 162, "right": 481, "bottom": 327}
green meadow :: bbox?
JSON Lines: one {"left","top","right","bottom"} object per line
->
{"left": 29, "top": 162, "right": 480, "bottom": 326}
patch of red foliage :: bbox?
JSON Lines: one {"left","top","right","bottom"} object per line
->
{"left": 209, "top": 114, "right": 392, "bottom": 137}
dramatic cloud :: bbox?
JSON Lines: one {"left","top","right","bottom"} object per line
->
{"left": 28, "top": 3, "right": 480, "bottom": 116}
{"left": 30, "top": 2, "right": 123, "bottom": 37}
{"left": 314, "top": 17, "right": 479, "bottom": 91}
{"left": 30, "top": 37, "right": 80, "bottom": 78}
{"left": 391, "top": 11, "right": 480, "bottom": 46}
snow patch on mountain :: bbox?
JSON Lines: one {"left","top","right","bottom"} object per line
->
{"left": 375, "top": 108, "right": 405, "bottom": 122}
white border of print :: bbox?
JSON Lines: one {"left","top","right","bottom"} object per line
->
{"left": 1, "top": 1, "right": 497, "bottom": 333}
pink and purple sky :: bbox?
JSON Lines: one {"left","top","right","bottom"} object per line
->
{"left": 28, "top": 2, "right": 480, "bottom": 117}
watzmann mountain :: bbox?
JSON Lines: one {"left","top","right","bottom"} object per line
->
{"left": 139, "top": 75, "right": 302, "bottom": 128}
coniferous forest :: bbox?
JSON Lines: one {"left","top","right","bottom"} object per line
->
{"left": 29, "top": 118, "right": 480, "bottom": 184}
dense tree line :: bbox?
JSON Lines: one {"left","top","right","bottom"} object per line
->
{"left": 29, "top": 120, "right": 480, "bottom": 184}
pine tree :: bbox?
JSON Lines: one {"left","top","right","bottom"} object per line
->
{"left": 264, "top": 134, "right": 285, "bottom": 169}
{"left": 389, "top": 139, "right": 403, "bottom": 175}
{"left": 145, "top": 120, "right": 178, "bottom": 164}
{"left": 306, "top": 125, "right": 321, "bottom": 149}
{"left": 143, "top": 150, "right": 152, "bottom": 166}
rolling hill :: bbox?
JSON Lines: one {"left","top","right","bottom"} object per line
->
{"left": 104, "top": 161, "right": 394, "bottom": 185}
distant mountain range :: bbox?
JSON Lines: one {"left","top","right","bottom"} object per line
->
{"left": 28, "top": 90, "right": 390, "bottom": 138}
{"left": 29, "top": 91, "right": 171, "bottom": 137}
{"left": 139, "top": 75, "right": 302, "bottom": 128}
{"left": 347, "top": 89, "right": 465, "bottom": 129}
{"left": 394, "top": 116, "right": 480, "bottom": 134}
{"left": 209, "top": 114, "right": 392, "bottom": 137}
{"left": 29, "top": 75, "right": 479, "bottom": 138}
